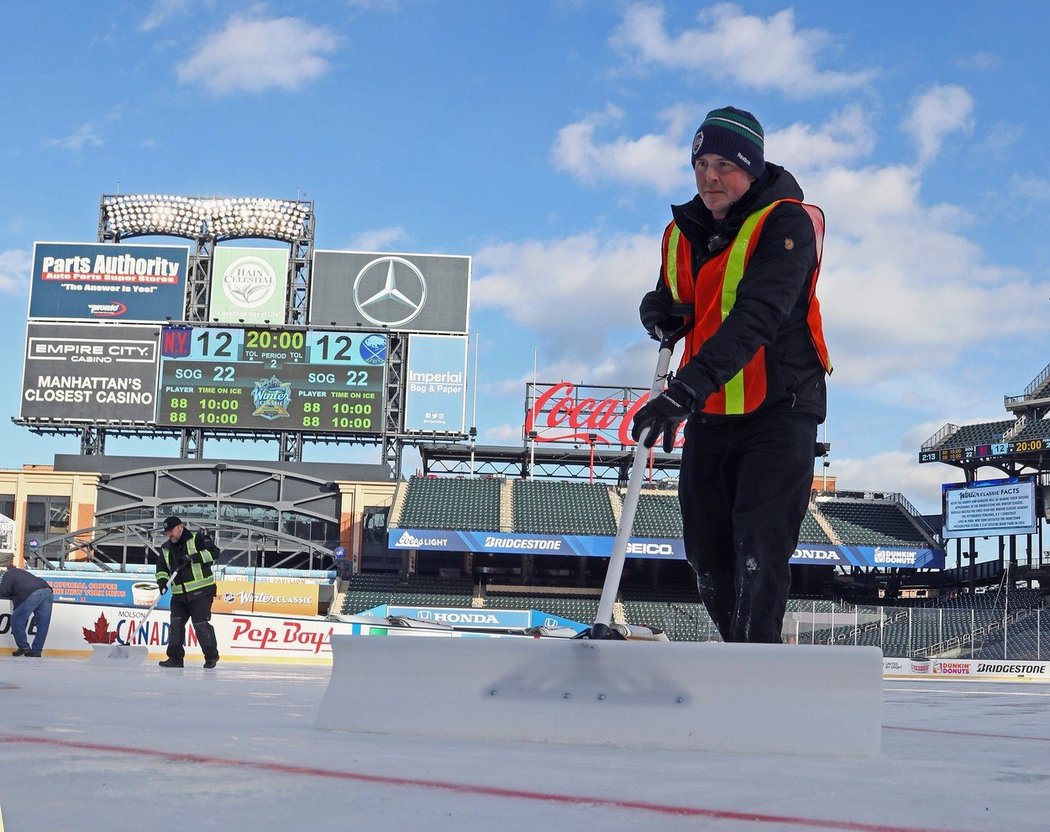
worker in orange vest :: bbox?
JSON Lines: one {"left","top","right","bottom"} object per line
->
{"left": 632, "top": 106, "right": 831, "bottom": 644}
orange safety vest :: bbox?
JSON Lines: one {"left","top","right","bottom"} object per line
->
{"left": 661, "top": 199, "right": 832, "bottom": 415}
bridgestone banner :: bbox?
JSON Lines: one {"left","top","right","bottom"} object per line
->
{"left": 310, "top": 250, "right": 470, "bottom": 334}
{"left": 29, "top": 241, "right": 190, "bottom": 322}
{"left": 209, "top": 245, "right": 289, "bottom": 325}
{"left": 387, "top": 528, "right": 945, "bottom": 568}
{"left": 20, "top": 322, "right": 160, "bottom": 422}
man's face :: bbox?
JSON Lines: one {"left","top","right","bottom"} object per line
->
{"left": 695, "top": 153, "right": 755, "bottom": 220}
{"left": 166, "top": 524, "right": 184, "bottom": 543}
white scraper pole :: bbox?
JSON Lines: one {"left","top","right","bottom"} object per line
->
{"left": 591, "top": 324, "right": 684, "bottom": 639}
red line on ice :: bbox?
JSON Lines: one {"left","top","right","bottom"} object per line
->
{"left": 0, "top": 733, "right": 961, "bottom": 832}
{"left": 885, "top": 724, "right": 1050, "bottom": 742}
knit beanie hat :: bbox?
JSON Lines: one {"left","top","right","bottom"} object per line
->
{"left": 690, "top": 106, "right": 765, "bottom": 178}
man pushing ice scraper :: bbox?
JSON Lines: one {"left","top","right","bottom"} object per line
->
{"left": 321, "top": 107, "right": 882, "bottom": 759}
{"left": 632, "top": 106, "right": 832, "bottom": 644}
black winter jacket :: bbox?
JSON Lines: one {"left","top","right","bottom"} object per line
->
{"left": 652, "top": 163, "right": 829, "bottom": 423}
{"left": 0, "top": 566, "right": 51, "bottom": 608}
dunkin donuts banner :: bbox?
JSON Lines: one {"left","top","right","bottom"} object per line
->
{"left": 882, "top": 657, "right": 1049, "bottom": 682}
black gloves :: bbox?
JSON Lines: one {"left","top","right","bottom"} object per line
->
{"left": 157, "top": 579, "right": 168, "bottom": 595}
{"left": 638, "top": 290, "right": 685, "bottom": 340}
{"left": 631, "top": 379, "right": 698, "bottom": 452}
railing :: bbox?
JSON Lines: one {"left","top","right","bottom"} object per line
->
{"left": 921, "top": 423, "right": 958, "bottom": 450}
{"left": 1024, "top": 360, "right": 1050, "bottom": 397}
{"left": 24, "top": 520, "right": 335, "bottom": 572}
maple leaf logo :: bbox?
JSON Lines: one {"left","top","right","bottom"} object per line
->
{"left": 83, "top": 612, "right": 119, "bottom": 644}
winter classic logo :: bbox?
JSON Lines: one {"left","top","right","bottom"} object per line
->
{"left": 221, "top": 255, "right": 279, "bottom": 309}
{"left": 692, "top": 130, "right": 704, "bottom": 156}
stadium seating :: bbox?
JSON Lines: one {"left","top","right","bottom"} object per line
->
{"left": 484, "top": 591, "right": 600, "bottom": 624}
{"left": 512, "top": 480, "right": 617, "bottom": 535}
{"left": 397, "top": 475, "right": 501, "bottom": 531}
{"left": 930, "top": 419, "right": 1017, "bottom": 449}
{"left": 629, "top": 491, "right": 683, "bottom": 538}
{"left": 815, "top": 499, "right": 931, "bottom": 546}
{"left": 799, "top": 510, "right": 832, "bottom": 544}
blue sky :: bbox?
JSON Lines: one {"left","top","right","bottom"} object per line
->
{"left": 2, "top": 1, "right": 1050, "bottom": 515}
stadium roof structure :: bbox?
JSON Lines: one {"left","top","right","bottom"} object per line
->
{"left": 920, "top": 359, "right": 1050, "bottom": 475}
{"left": 418, "top": 442, "right": 681, "bottom": 484}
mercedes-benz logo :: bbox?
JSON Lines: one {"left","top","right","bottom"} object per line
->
{"left": 352, "top": 256, "right": 427, "bottom": 327}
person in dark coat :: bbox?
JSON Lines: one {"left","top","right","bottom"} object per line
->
{"left": 156, "top": 516, "right": 221, "bottom": 668}
{"left": 0, "top": 565, "right": 54, "bottom": 657}
{"left": 632, "top": 107, "right": 832, "bottom": 643}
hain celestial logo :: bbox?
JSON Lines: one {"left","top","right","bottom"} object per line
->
{"left": 221, "top": 255, "right": 279, "bottom": 309}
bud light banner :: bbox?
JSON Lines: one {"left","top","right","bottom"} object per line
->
{"left": 209, "top": 245, "right": 289, "bottom": 325}
{"left": 388, "top": 528, "right": 944, "bottom": 569}
{"left": 29, "top": 241, "right": 190, "bottom": 322}
{"left": 404, "top": 334, "right": 467, "bottom": 434}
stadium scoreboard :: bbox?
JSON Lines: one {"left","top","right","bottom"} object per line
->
{"left": 157, "top": 325, "right": 387, "bottom": 433}
{"left": 919, "top": 438, "right": 1046, "bottom": 464}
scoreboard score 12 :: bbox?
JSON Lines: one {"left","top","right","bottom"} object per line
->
{"left": 157, "top": 326, "right": 386, "bottom": 433}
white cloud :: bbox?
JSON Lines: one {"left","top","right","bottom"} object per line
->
{"left": 483, "top": 423, "right": 524, "bottom": 443}
{"left": 347, "top": 226, "right": 409, "bottom": 251}
{"left": 138, "top": 0, "right": 193, "bottom": 32}
{"left": 472, "top": 230, "right": 657, "bottom": 361}
{"left": 177, "top": 13, "right": 338, "bottom": 94}
{"left": 611, "top": 2, "right": 875, "bottom": 97}
{"left": 765, "top": 105, "right": 875, "bottom": 173}
{"left": 955, "top": 51, "right": 1001, "bottom": 71}
{"left": 45, "top": 123, "right": 104, "bottom": 152}
{"left": 829, "top": 451, "right": 960, "bottom": 513}
{"left": 551, "top": 103, "right": 693, "bottom": 194}
{"left": 903, "top": 84, "right": 975, "bottom": 166}
{"left": 0, "top": 249, "right": 31, "bottom": 294}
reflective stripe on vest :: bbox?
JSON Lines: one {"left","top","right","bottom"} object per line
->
{"left": 661, "top": 199, "right": 831, "bottom": 415}
{"left": 165, "top": 534, "right": 215, "bottom": 595}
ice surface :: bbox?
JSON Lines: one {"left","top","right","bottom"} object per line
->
{"left": 1, "top": 657, "right": 1047, "bottom": 831}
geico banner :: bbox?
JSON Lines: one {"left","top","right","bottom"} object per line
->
{"left": 388, "top": 528, "right": 685, "bottom": 560}
{"left": 310, "top": 250, "right": 469, "bottom": 334}
{"left": 882, "top": 656, "right": 1050, "bottom": 682}
{"left": 403, "top": 333, "right": 468, "bottom": 433}
{"left": 20, "top": 322, "right": 161, "bottom": 422}
{"left": 29, "top": 241, "right": 189, "bottom": 322}
{"left": 209, "top": 245, "right": 289, "bottom": 325}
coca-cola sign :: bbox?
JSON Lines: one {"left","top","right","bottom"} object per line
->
{"left": 523, "top": 381, "right": 683, "bottom": 449}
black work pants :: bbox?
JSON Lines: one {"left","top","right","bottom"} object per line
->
{"left": 167, "top": 586, "right": 219, "bottom": 662}
{"left": 679, "top": 409, "right": 818, "bottom": 643}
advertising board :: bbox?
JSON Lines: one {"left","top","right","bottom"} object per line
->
{"left": 208, "top": 245, "right": 289, "bottom": 325}
{"left": 310, "top": 250, "right": 469, "bottom": 334}
{"left": 942, "top": 476, "right": 1038, "bottom": 539}
{"left": 29, "top": 241, "right": 189, "bottom": 322}
{"left": 156, "top": 325, "right": 386, "bottom": 433}
{"left": 403, "top": 334, "right": 468, "bottom": 433}
{"left": 20, "top": 322, "right": 160, "bottom": 422}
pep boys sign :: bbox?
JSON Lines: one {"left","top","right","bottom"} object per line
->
{"left": 524, "top": 381, "right": 683, "bottom": 449}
